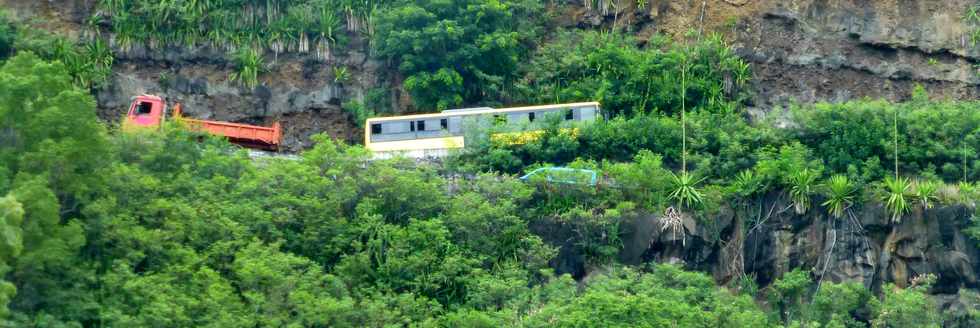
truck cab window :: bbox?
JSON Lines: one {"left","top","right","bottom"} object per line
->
{"left": 136, "top": 102, "right": 153, "bottom": 115}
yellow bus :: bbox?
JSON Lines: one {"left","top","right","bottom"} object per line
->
{"left": 365, "top": 102, "right": 600, "bottom": 158}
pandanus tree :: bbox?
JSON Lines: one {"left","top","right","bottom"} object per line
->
{"left": 230, "top": 47, "right": 264, "bottom": 89}
{"left": 663, "top": 49, "right": 706, "bottom": 241}
{"left": 97, "top": 0, "right": 362, "bottom": 55}
{"left": 822, "top": 175, "right": 856, "bottom": 219}
{"left": 882, "top": 104, "right": 912, "bottom": 223}
{"left": 668, "top": 53, "right": 704, "bottom": 208}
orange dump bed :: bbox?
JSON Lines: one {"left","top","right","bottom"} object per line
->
{"left": 175, "top": 105, "right": 282, "bottom": 151}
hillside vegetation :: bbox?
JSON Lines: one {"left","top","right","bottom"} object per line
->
{"left": 1, "top": 49, "right": 978, "bottom": 327}
{"left": 0, "top": 1, "right": 979, "bottom": 327}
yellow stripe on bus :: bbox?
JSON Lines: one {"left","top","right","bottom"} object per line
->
{"left": 367, "top": 128, "right": 579, "bottom": 153}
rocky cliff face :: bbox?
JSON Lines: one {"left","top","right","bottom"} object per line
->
{"left": 574, "top": 0, "right": 980, "bottom": 108}
{"left": 95, "top": 46, "right": 377, "bottom": 150}
{"left": 0, "top": 0, "right": 381, "bottom": 150}
{"left": 734, "top": 0, "right": 980, "bottom": 107}
{"left": 617, "top": 196, "right": 979, "bottom": 321}
{"left": 5, "top": 0, "right": 977, "bottom": 149}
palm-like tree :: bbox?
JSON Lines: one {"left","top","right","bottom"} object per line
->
{"left": 98, "top": 0, "right": 377, "bottom": 57}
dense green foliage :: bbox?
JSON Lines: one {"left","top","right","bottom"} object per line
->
{"left": 95, "top": 0, "right": 546, "bottom": 102}
{"left": 0, "top": 11, "right": 113, "bottom": 89}
{"left": 373, "top": 0, "right": 541, "bottom": 110}
{"left": 456, "top": 46, "right": 977, "bottom": 217}
{"left": 968, "top": 4, "right": 980, "bottom": 47}
{"left": 3, "top": 52, "right": 970, "bottom": 327}
{"left": 515, "top": 31, "right": 751, "bottom": 117}
{"left": 0, "top": 11, "right": 13, "bottom": 61}
{"left": 96, "top": 0, "right": 360, "bottom": 56}
{"left": 229, "top": 47, "right": 265, "bottom": 89}
{"left": 0, "top": 52, "right": 748, "bottom": 326}
{"left": 3, "top": 0, "right": 979, "bottom": 325}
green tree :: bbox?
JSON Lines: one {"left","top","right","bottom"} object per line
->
{"left": 805, "top": 282, "right": 874, "bottom": 328}
{"left": 518, "top": 31, "right": 751, "bottom": 117}
{"left": 0, "top": 195, "right": 23, "bottom": 317}
{"left": 0, "top": 52, "right": 108, "bottom": 199}
{"left": 872, "top": 281, "right": 941, "bottom": 328}
{"left": 233, "top": 240, "right": 358, "bottom": 327}
{"left": 769, "top": 268, "right": 812, "bottom": 325}
{"left": 6, "top": 176, "right": 89, "bottom": 324}
{"left": 0, "top": 11, "right": 13, "bottom": 61}
{"left": 373, "top": 0, "right": 541, "bottom": 110}
{"left": 522, "top": 265, "right": 770, "bottom": 327}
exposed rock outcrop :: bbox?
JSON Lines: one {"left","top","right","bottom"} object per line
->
{"left": 617, "top": 195, "right": 979, "bottom": 319}
{"left": 574, "top": 0, "right": 980, "bottom": 107}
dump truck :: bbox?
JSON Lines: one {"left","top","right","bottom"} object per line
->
{"left": 124, "top": 95, "right": 282, "bottom": 151}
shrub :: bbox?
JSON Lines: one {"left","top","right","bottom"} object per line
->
{"left": 517, "top": 31, "right": 752, "bottom": 117}
{"left": 332, "top": 66, "right": 350, "bottom": 84}
{"left": 98, "top": 0, "right": 352, "bottom": 54}
{"left": 229, "top": 47, "right": 264, "bottom": 89}
{"left": 769, "top": 269, "right": 812, "bottom": 324}
{"left": 342, "top": 100, "right": 375, "bottom": 128}
{"left": 374, "top": 0, "right": 541, "bottom": 110}
{"left": 959, "top": 182, "right": 978, "bottom": 205}
{"left": 731, "top": 169, "right": 765, "bottom": 200}
{"left": 789, "top": 100, "right": 979, "bottom": 182}
{"left": 912, "top": 179, "right": 940, "bottom": 210}
{"left": 871, "top": 276, "right": 941, "bottom": 328}
{"left": 806, "top": 282, "right": 873, "bottom": 327}
{"left": 603, "top": 150, "right": 673, "bottom": 210}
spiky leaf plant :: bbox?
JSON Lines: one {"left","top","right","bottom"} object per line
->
{"left": 229, "top": 47, "right": 264, "bottom": 89}
{"left": 732, "top": 169, "right": 763, "bottom": 199}
{"left": 333, "top": 66, "right": 351, "bottom": 83}
{"left": 883, "top": 176, "right": 912, "bottom": 223}
{"left": 788, "top": 168, "right": 818, "bottom": 214}
{"left": 912, "top": 179, "right": 939, "bottom": 210}
{"left": 821, "top": 175, "right": 856, "bottom": 219}
{"left": 669, "top": 171, "right": 705, "bottom": 209}
{"left": 960, "top": 182, "right": 978, "bottom": 202}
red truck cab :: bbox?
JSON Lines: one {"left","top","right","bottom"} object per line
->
{"left": 125, "top": 95, "right": 167, "bottom": 129}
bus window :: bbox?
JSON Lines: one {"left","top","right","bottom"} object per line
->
{"left": 440, "top": 119, "right": 448, "bottom": 129}
{"left": 417, "top": 120, "right": 426, "bottom": 131}
{"left": 371, "top": 123, "right": 382, "bottom": 134}
{"left": 493, "top": 114, "right": 507, "bottom": 126}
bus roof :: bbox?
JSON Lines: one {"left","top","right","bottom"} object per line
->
{"left": 365, "top": 102, "right": 600, "bottom": 124}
